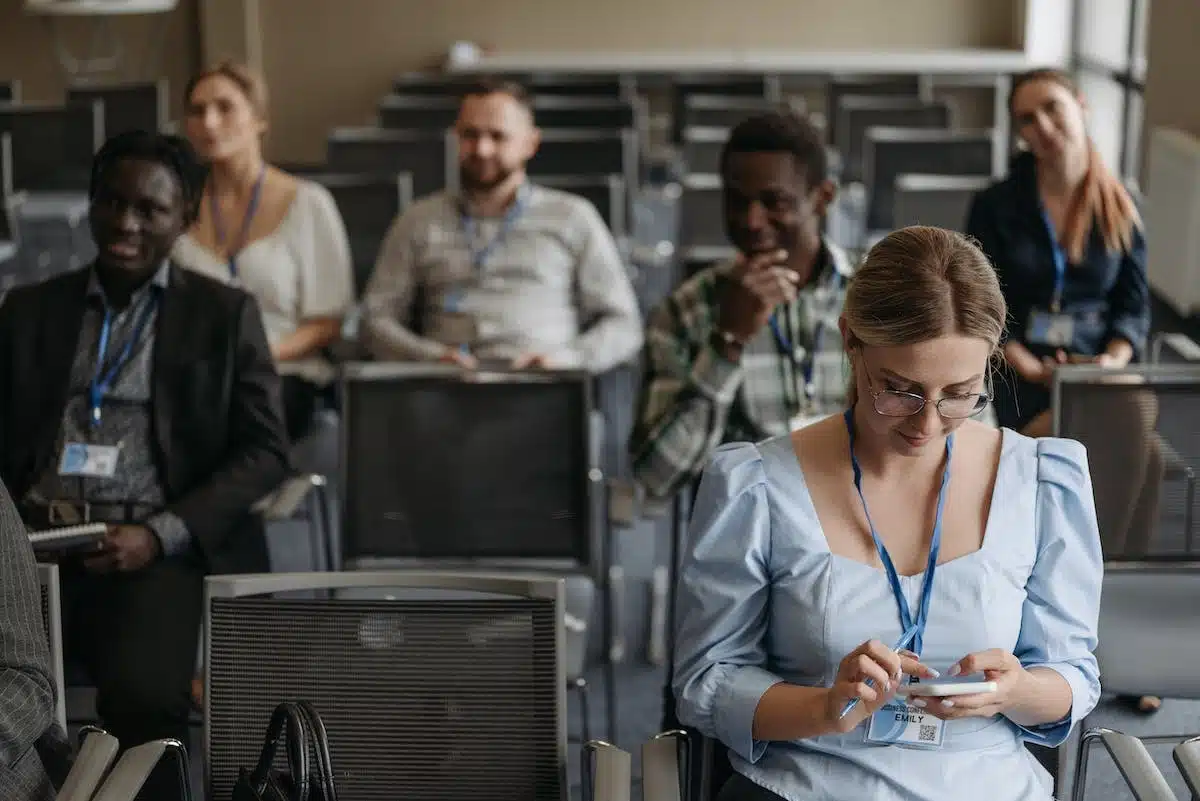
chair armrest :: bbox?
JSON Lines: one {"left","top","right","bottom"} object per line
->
{"left": 1073, "top": 728, "right": 1179, "bottom": 801}
{"left": 1174, "top": 737, "right": 1200, "bottom": 799}
{"left": 254, "top": 473, "right": 327, "bottom": 520}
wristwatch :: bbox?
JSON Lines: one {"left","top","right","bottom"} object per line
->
{"left": 709, "top": 328, "right": 745, "bottom": 362}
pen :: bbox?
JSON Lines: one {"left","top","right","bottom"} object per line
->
{"left": 837, "top": 625, "right": 918, "bottom": 720}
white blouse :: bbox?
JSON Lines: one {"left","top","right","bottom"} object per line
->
{"left": 173, "top": 179, "right": 354, "bottom": 386}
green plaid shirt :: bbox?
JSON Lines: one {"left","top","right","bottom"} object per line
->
{"left": 630, "top": 241, "right": 853, "bottom": 499}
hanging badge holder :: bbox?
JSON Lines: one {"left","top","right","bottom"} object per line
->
{"left": 1027, "top": 207, "right": 1075, "bottom": 349}
{"left": 844, "top": 410, "right": 953, "bottom": 751}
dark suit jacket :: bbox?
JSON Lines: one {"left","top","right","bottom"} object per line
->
{"left": 0, "top": 263, "right": 291, "bottom": 575}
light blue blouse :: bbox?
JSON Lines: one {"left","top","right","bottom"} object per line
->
{"left": 673, "top": 428, "right": 1103, "bottom": 801}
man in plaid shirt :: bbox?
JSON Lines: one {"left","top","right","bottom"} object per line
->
{"left": 631, "top": 112, "right": 853, "bottom": 500}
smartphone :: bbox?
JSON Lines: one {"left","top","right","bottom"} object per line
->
{"left": 894, "top": 678, "right": 998, "bottom": 697}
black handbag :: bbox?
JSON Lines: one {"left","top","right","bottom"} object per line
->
{"left": 231, "top": 701, "right": 338, "bottom": 801}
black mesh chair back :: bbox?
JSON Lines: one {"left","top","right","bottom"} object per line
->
{"left": 532, "top": 96, "right": 644, "bottom": 131}
{"left": 824, "top": 76, "right": 920, "bottom": 145}
{"left": 339, "top": 364, "right": 601, "bottom": 575}
{"left": 0, "top": 102, "right": 102, "bottom": 192}
{"left": 1052, "top": 364, "right": 1200, "bottom": 559}
{"left": 863, "top": 127, "right": 995, "bottom": 231}
{"left": 536, "top": 174, "right": 626, "bottom": 237}
{"left": 310, "top": 172, "right": 413, "bottom": 294}
{"left": 67, "top": 80, "right": 167, "bottom": 137}
{"left": 378, "top": 95, "right": 459, "bottom": 131}
{"left": 836, "top": 96, "right": 952, "bottom": 183}
{"left": 678, "top": 174, "right": 730, "bottom": 256}
{"left": 326, "top": 127, "right": 450, "bottom": 199}
{"left": 528, "top": 129, "right": 637, "bottom": 190}
{"left": 37, "top": 563, "right": 67, "bottom": 732}
{"left": 892, "top": 173, "right": 991, "bottom": 232}
{"left": 677, "top": 95, "right": 785, "bottom": 131}
{"left": 391, "top": 73, "right": 479, "bottom": 97}
{"left": 527, "top": 74, "right": 636, "bottom": 99}
{"left": 205, "top": 571, "right": 566, "bottom": 801}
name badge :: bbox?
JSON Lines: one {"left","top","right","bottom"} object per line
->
{"left": 1026, "top": 309, "right": 1075, "bottom": 348}
{"left": 59, "top": 442, "right": 120, "bottom": 478}
{"left": 865, "top": 700, "right": 945, "bottom": 750}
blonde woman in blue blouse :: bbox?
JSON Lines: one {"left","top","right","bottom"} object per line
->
{"left": 673, "top": 226, "right": 1102, "bottom": 801}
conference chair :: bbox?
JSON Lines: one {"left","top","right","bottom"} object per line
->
{"left": 1053, "top": 363, "right": 1199, "bottom": 556}
{"left": 891, "top": 173, "right": 992, "bottom": 232}
{"left": 862, "top": 126, "right": 996, "bottom": 233}
{"left": 823, "top": 76, "right": 921, "bottom": 146}
{"left": 532, "top": 95, "right": 646, "bottom": 131}
{"left": 835, "top": 95, "right": 953, "bottom": 183}
{"left": 671, "top": 77, "right": 784, "bottom": 143}
{"left": 36, "top": 563, "right": 67, "bottom": 732}
{"left": 326, "top": 126, "right": 452, "bottom": 199}
{"left": 679, "top": 126, "right": 729, "bottom": 174}
{"left": 1174, "top": 737, "right": 1200, "bottom": 798}
{"left": 309, "top": 171, "right": 414, "bottom": 294}
{"left": 536, "top": 173, "right": 627, "bottom": 238}
{"left": 526, "top": 73, "right": 637, "bottom": 100}
{"left": 1071, "top": 729, "right": 1180, "bottom": 801}
{"left": 204, "top": 571, "right": 567, "bottom": 801}
{"left": 56, "top": 728, "right": 120, "bottom": 801}
{"left": 1051, "top": 365, "right": 1200, "bottom": 798}
{"left": 391, "top": 72, "right": 477, "bottom": 97}
{"left": 677, "top": 94, "right": 786, "bottom": 131}
{"left": 377, "top": 94, "right": 460, "bottom": 131}
{"left": 90, "top": 738, "right": 192, "bottom": 801}
{"left": 527, "top": 128, "right": 639, "bottom": 196}
{"left": 67, "top": 79, "right": 168, "bottom": 137}
{"left": 0, "top": 101, "right": 103, "bottom": 194}
{"left": 678, "top": 173, "right": 734, "bottom": 259}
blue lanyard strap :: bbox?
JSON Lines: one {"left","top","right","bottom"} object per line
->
{"left": 769, "top": 310, "right": 825, "bottom": 399}
{"left": 90, "top": 291, "right": 160, "bottom": 427}
{"left": 1040, "top": 205, "right": 1067, "bottom": 312}
{"left": 211, "top": 166, "right": 266, "bottom": 279}
{"left": 843, "top": 408, "right": 954, "bottom": 656}
{"left": 461, "top": 184, "right": 529, "bottom": 270}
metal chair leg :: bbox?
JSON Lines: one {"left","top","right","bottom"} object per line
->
{"left": 574, "top": 676, "right": 592, "bottom": 745}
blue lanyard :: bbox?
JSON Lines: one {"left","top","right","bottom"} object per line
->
{"left": 1040, "top": 205, "right": 1067, "bottom": 312}
{"left": 89, "top": 291, "right": 160, "bottom": 428}
{"left": 844, "top": 408, "right": 954, "bottom": 656}
{"left": 461, "top": 185, "right": 529, "bottom": 270}
{"left": 769, "top": 311, "right": 826, "bottom": 399}
{"left": 211, "top": 166, "right": 266, "bottom": 279}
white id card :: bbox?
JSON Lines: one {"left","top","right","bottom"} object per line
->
{"left": 1026, "top": 309, "right": 1075, "bottom": 348}
{"left": 58, "top": 443, "right": 120, "bottom": 478}
{"left": 865, "top": 700, "right": 945, "bottom": 750}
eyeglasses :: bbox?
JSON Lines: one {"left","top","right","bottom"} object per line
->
{"left": 861, "top": 357, "right": 991, "bottom": 419}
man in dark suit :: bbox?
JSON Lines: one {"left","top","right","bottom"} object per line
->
{"left": 0, "top": 131, "right": 290, "bottom": 797}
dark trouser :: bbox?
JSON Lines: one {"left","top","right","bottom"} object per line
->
{"left": 716, "top": 773, "right": 789, "bottom": 801}
{"left": 62, "top": 557, "right": 204, "bottom": 801}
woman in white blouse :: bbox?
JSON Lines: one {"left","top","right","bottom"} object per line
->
{"left": 174, "top": 61, "right": 354, "bottom": 440}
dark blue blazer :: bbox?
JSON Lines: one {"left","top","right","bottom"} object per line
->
{"left": 966, "top": 152, "right": 1150, "bottom": 427}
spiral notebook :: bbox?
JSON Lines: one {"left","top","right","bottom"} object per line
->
{"left": 28, "top": 522, "right": 108, "bottom": 554}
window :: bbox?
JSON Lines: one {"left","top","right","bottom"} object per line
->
{"left": 1072, "top": 0, "right": 1149, "bottom": 182}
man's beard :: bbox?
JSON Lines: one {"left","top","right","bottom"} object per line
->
{"left": 459, "top": 161, "right": 517, "bottom": 193}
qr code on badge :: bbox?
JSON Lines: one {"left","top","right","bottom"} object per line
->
{"left": 919, "top": 724, "right": 938, "bottom": 743}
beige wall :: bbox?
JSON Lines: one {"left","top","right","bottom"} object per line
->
{"left": 0, "top": 0, "right": 1020, "bottom": 163}
{"left": 1143, "top": 0, "right": 1200, "bottom": 142}
{"left": 0, "top": 0, "right": 198, "bottom": 118}
{"left": 258, "top": 0, "right": 1021, "bottom": 163}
